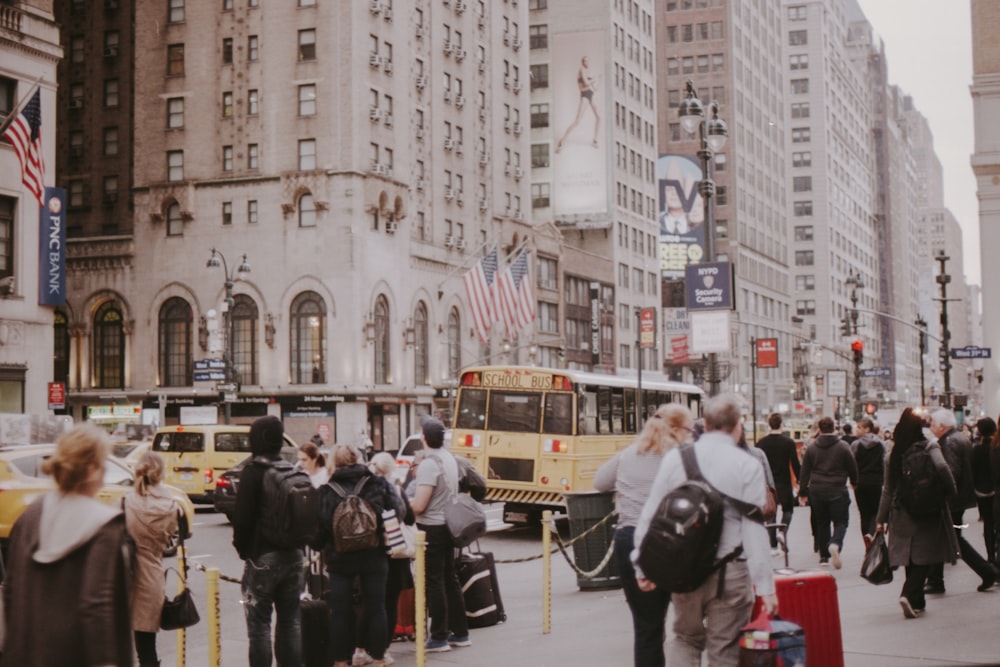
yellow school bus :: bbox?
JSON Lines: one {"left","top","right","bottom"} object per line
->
{"left": 450, "top": 365, "right": 704, "bottom": 525}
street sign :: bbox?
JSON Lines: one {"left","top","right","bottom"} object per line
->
{"left": 861, "top": 367, "right": 892, "bottom": 378}
{"left": 951, "top": 346, "right": 992, "bottom": 359}
{"left": 827, "top": 370, "right": 848, "bottom": 397}
{"left": 47, "top": 382, "right": 65, "bottom": 411}
{"left": 639, "top": 308, "right": 656, "bottom": 348}
{"left": 194, "top": 370, "right": 225, "bottom": 382}
{"left": 755, "top": 337, "right": 779, "bottom": 368}
{"left": 684, "top": 261, "right": 734, "bottom": 310}
{"left": 194, "top": 358, "right": 226, "bottom": 370}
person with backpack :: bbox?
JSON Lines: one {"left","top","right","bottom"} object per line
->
{"left": 593, "top": 403, "right": 694, "bottom": 667}
{"left": 851, "top": 417, "right": 886, "bottom": 542}
{"left": 756, "top": 413, "right": 801, "bottom": 554}
{"left": 924, "top": 408, "right": 996, "bottom": 594}
{"left": 632, "top": 394, "right": 777, "bottom": 666}
{"left": 972, "top": 417, "right": 996, "bottom": 563}
{"left": 875, "top": 408, "right": 959, "bottom": 618}
{"left": 312, "top": 443, "right": 403, "bottom": 667}
{"left": 797, "top": 416, "right": 858, "bottom": 569}
{"left": 232, "top": 415, "right": 308, "bottom": 667}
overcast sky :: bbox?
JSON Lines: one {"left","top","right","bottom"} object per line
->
{"left": 857, "top": 0, "right": 979, "bottom": 285}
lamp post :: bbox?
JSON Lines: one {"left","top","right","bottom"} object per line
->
{"left": 845, "top": 271, "right": 864, "bottom": 420}
{"left": 915, "top": 315, "right": 927, "bottom": 406}
{"left": 934, "top": 251, "right": 953, "bottom": 408}
{"left": 206, "top": 248, "right": 251, "bottom": 424}
{"left": 679, "top": 79, "right": 728, "bottom": 396}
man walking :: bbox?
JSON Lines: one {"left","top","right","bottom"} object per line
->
{"left": 851, "top": 417, "right": 886, "bottom": 541}
{"left": 633, "top": 394, "right": 778, "bottom": 666}
{"left": 925, "top": 408, "right": 996, "bottom": 594}
{"left": 409, "top": 418, "right": 471, "bottom": 652}
{"left": 798, "top": 416, "right": 858, "bottom": 569}
{"left": 232, "top": 415, "right": 305, "bottom": 667}
{"left": 757, "top": 413, "right": 801, "bottom": 554}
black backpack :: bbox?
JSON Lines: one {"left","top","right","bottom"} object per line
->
{"left": 637, "top": 444, "right": 763, "bottom": 594}
{"left": 258, "top": 458, "right": 320, "bottom": 549}
{"left": 330, "top": 477, "right": 381, "bottom": 553}
{"left": 897, "top": 440, "right": 946, "bottom": 517}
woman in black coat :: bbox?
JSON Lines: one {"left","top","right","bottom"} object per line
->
{"left": 876, "top": 408, "right": 959, "bottom": 619}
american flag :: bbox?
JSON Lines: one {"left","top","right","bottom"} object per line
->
{"left": 463, "top": 247, "right": 499, "bottom": 343}
{"left": 2, "top": 89, "right": 45, "bottom": 205}
{"left": 497, "top": 250, "right": 536, "bottom": 336}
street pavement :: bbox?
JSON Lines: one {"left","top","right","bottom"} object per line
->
{"left": 163, "top": 505, "right": 1000, "bottom": 666}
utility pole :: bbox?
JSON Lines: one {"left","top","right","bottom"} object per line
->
{"left": 915, "top": 315, "right": 927, "bottom": 406}
{"left": 846, "top": 271, "right": 864, "bottom": 420}
{"left": 935, "top": 251, "right": 953, "bottom": 408}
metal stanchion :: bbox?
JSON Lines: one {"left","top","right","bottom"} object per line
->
{"left": 542, "top": 510, "right": 552, "bottom": 635}
{"left": 207, "top": 567, "right": 221, "bottom": 667}
{"left": 176, "top": 544, "right": 187, "bottom": 667}
{"left": 415, "top": 530, "right": 427, "bottom": 667}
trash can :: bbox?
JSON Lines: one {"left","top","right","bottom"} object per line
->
{"left": 562, "top": 490, "right": 621, "bottom": 590}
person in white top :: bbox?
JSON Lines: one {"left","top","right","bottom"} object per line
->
{"left": 297, "top": 441, "right": 330, "bottom": 488}
{"left": 632, "top": 394, "right": 778, "bottom": 667}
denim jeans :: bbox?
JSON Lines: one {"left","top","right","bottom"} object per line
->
{"left": 328, "top": 556, "right": 389, "bottom": 662}
{"left": 809, "top": 488, "right": 851, "bottom": 559}
{"left": 418, "top": 523, "right": 468, "bottom": 641}
{"left": 242, "top": 549, "right": 305, "bottom": 667}
{"left": 614, "top": 526, "right": 670, "bottom": 667}
{"left": 768, "top": 486, "right": 795, "bottom": 549}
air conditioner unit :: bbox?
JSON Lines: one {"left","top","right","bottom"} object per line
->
{"left": 514, "top": 210, "right": 524, "bottom": 221}
{"left": 442, "top": 0, "right": 450, "bottom": 5}
{"left": 444, "top": 235, "right": 456, "bottom": 248}
{"left": 415, "top": 26, "right": 426, "bottom": 40}
{"left": 383, "top": 112, "right": 394, "bottom": 127}
{"left": 415, "top": 127, "right": 426, "bottom": 140}
{"left": 512, "top": 38, "right": 522, "bottom": 51}
{"left": 513, "top": 122, "right": 522, "bottom": 135}
{"left": 444, "top": 138, "right": 455, "bottom": 150}
{"left": 503, "top": 119, "right": 511, "bottom": 132}
{"left": 503, "top": 75, "right": 511, "bottom": 89}
{"left": 368, "top": 0, "right": 381, "bottom": 13}
{"left": 514, "top": 166, "right": 523, "bottom": 180}
{"left": 444, "top": 187, "right": 455, "bottom": 200}
{"left": 456, "top": 238, "right": 467, "bottom": 250}
{"left": 478, "top": 60, "right": 486, "bottom": 73}
{"left": 385, "top": 220, "right": 398, "bottom": 233}
{"left": 104, "top": 46, "right": 119, "bottom": 58}
{"left": 502, "top": 32, "right": 510, "bottom": 46}
{"left": 415, "top": 178, "right": 425, "bottom": 191}
{"left": 371, "top": 163, "right": 387, "bottom": 175}
{"left": 444, "top": 89, "right": 453, "bottom": 103}
{"left": 512, "top": 81, "right": 522, "bottom": 93}
{"left": 455, "top": 95, "right": 466, "bottom": 108}
{"left": 369, "top": 106, "right": 383, "bottom": 122}
{"left": 455, "top": 191, "right": 464, "bottom": 205}
{"left": 504, "top": 163, "right": 511, "bottom": 175}
{"left": 478, "top": 152, "right": 490, "bottom": 167}
{"left": 477, "top": 14, "right": 485, "bottom": 28}
{"left": 455, "top": 0, "right": 467, "bottom": 13}
{"left": 479, "top": 199, "right": 488, "bottom": 211}
{"left": 415, "top": 75, "right": 427, "bottom": 89}
{"left": 443, "top": 41, "right": 453, "bottom": 55}
{"left": 455, "top": 142, "right": 464, "bottom": 155}
{"left": 369, "top": 53, "right": 383, "bottom": 68}
{"left": 383, "top": 7, "right": 393, "bottom": 21}
{"left": 478, "top": 106, "right": 487, "bottom": 120}
{"left": 383, "top": 60, "right": 393, "bottom": 74}
{"left": 455, "top": 49, "right": 467, "bottom": 62}
{"left": 504, "top": 207, "right": 513, "bottom": 217}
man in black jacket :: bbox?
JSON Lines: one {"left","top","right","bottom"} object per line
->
{"left": 925, "top": 409, "right": 996, "bottom": 594}
{"left": 233, "top": 415, "right": 305, "bottom": 667}
{"left": 798, "top": 416, "right": 858, "bottom": 569}
{"left": 850, "top": 417, "right": 886, "bottom": 540}
{"left": 757, "top": 413, "right": 801, "bottom": 553}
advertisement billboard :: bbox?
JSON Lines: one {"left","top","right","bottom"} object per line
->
{"left": 551, "top": 30, "right": 608, "bottom": 217}
{"left": 657, "top": 154, "right": 706, "bottom": 278}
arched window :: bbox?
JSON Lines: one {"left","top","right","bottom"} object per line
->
{"left": 414, "top": 301, "right": 429, "bottom": 386}
{"left": 447, "top": 308, "right": 461, "bottom": 381}
{"left": 166, "top": 202, "right": 183, "bottom": 236}
{"left": 93, "top": 301, "right": 124, "bottom": 389}
{"left": 374, "top": 295, "right": 390, "bottom": 384}
{"left": 299, "top": 192, "right": 316, "bottom": 228}
{"left": 53, "top": 309, "right": 70, "bottom": 387}
{"left": 158, "top": 297, "right": 192, "bottom": 387}
{"left": 290, "top": 291, "right": 326, "bottom": 384}
{"left": 232, "top": 294, "right": 259, "bottom": 386}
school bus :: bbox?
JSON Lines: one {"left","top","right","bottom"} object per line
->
{"left": 450, "top": 365, "right": 704, "bottom": 525}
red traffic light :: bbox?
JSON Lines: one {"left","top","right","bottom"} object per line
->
{"left": 851, "top": 340, "right": 863, "bottom": 352}
{"left": 864, "top": 401, "right": 877, "bottom": 415}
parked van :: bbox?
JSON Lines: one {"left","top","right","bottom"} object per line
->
{"left": 151, "top": 424, "right": 298, "bottom": 503}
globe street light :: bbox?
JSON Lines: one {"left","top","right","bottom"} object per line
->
{"left": 679, "top": 79, "right": 728, "bottom": 395}
{"left": 207, "top": 248, "right": 251, "bottom": 424}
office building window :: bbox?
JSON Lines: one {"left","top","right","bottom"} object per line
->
{"left": 530, "top": 103, "right": 549, "bottom": 128}
{"left": 795, "top": 300, "right": 816, "bottom": 316}
{"left": 791, "top": 102, "right": 809, "bottom": 118}
{"left": 222, "top": 201, "right": 232, "bottom": 225}
{"left": 789, "top": 30, "right": 807, "bottom": 45}
{"left": 71, "top": 36, "right": 85, "bottom": 63}
{"left": 290, "top": 291, "right": 327, "bottom": 384}
{"left": 373, "top": 294, "right": 390, "bottom": 384}
{"left": 531, "top": 183, "right": 550, "bottom": 208}
{"left": 792, "top": 151, "right": 812, "bottom": 167}
{"left": 790, "top": 54, "right": 808, "bottom": 70}
{"left": 168, "top": 0, "right": 184, "bottom": 23}
{"left": 103, "top": 127, "right": 118, "bottom": 156}
{"left": 299, "top": 192, "right": 316, "bottom": 227}
{"left": 414, "top": 302, "right": 430, "bottom": 386}
{"left": 529, "top": 64, "right": 548, "bottom": 90}
{"left": 794, "top": 225, "right": 814, "bottom": 241}
{"left": 0, "top": 196, "right": 13, "bottom": 281}
{"left": 104, "top": 79, "right": 119, "bottom": 107}
{"left": 248, "top": 200, "right": 258, "bottom": 224}
{"left": 167, "top": 150, "right": 184, "bottom": 181}
{"left": 248, "top": 35, "right": 259, "bottom": 61}
{"left": 222, "top": 145, "right": 233, "bottom": 171}
{"left": 796, "top": 275, "right": 815, "bottom": 291}
{"left": 529, "top": 24, "right": 548, "bottom": 49}
{"left": 231, "top": 294, "right": 259, "bottom": 385}
{"left": 791, "top": 78, "right": 809, "bottom": 94}
{"left": 167, "top": 44, "right": 184, "bottom": 75}
{"left": 299, "top": 29, "right": 316, "bottom": 60}
{"left": 793, "top": 176, "right": 812, "bottom": 192}
{"left": 166, "top": 202, "right": 183, "bottom": 236}
{"left": 248, "top": 89, "right": 259, "bottom": 115}
{"left": 795, "top": 250, "right": 814, "bottom": 266}
{"left": 158, "top": 297, "right": 192, "bottom": 387}
{"left": 298, "top": 139, "right": 316, "bottom": 170}
{"left": 222, "top": 91, "right": 233, "bottom": 117}
{"left": 222, "top": 38, "right": 233, "bottom": 64}
{"left": 793, "top": 201, "right": 813, "bottom": 216}
{"left": 531, "top": 143, "right": 549, "bottom": 168}
{"left": 93, "top": 301, "right": 125, "bottom": 389}
{"left": 248, "top": 143, "right": 259, "bottom": 170}
{"left": 167, "top": 98, "right": 184, "bottom": 128}
{"left": 791, "top": 127, "right": 810, "bottom": 142}
{"left": 299, "top": 84, "right": 316, "bottom": 116}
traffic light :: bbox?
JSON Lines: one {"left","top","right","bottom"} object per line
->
{"left": 840, "top": 316, "right": 852, "bottom": 337}
{"left": 864, "top": 401, "right": 878, "bottom": 416}
{"left": 851, "top": 339, "right": 863, "bottom": 365}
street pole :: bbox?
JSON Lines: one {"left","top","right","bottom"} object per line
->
{"left": 750, "top": 337, "right": 757, "bottom": 444}
{"left": 934, "top": 251, "right": 953, "bottom": 408}
{"left": 635, "top": 308, "right": 643, "bottom": 428}
{"left": 916, "top": 315, "right": 927, "bottom": 406}
{"left": 207, "top": 249, "right": 250, "bottom": 425}
{"left": 846, "top": 271, "right": 864, "bottom": 421}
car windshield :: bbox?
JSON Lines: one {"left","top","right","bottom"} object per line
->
{"left": 103, "top": 458, "right": 134, "bottom": 486}
{"left": 400, "top": 437, "right": 423, "bottom": 457}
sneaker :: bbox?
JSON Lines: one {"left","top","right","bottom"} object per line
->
{"left": 425, "top": 638, "right": 452, "bottom": 653}
{"left": 829, "top": 544, "right": 842, "bottom": 570}
{"left": 447, "top": 633, "right": 472, "bottom": 647}
{"left": 770, "top": 547, "right": 782, "bottom": 557}
{"left": 819, "top": 557, "right": 830, "bottom": 567}
{"left": 977, "top": 572, "right": 996, "bottom": 592}
{"left": 353, "top": 650, "right": 374, "bottom": 666}
{"left": 899, "top": 596, "right": 917, "bottom": 619}
{"left": 383, "top": 653, "right": 395, "bottom": 665}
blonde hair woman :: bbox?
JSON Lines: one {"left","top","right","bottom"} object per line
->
{"left": 124, "top": 450, "right": 180, "bottom": 667}
{"left": 593, "top": 403, "right": 694, "bottom": 667}
{"left": 1, "top": 423, "right": 134, "bottom": 666}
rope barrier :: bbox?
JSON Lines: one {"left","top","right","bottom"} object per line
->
{"left": 192, "top": 560, "right": 241, "bottom": 585}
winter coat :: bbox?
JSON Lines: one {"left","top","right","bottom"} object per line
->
{"left": 1, "top": 493, "right": 134, "bottom": 667}
{"left": 851, "top": 433, "right": 887, "bottom": 487}
{"left": 124, "top": 486, "right": 179, "bottom": 632}
{"left": 971, "top": 437, "right": 994, "bottom": 497}
{"left": 876, "top": 439, "right": 960, "bottom": 568}
{"left": 798, "top": 434, "right": 858, "bottom": 496}
{"left": 938, "top": 428, "right": 976, "bottom": 511}
{"left": 757, "top": 431, "right": 801, "bottom": 505}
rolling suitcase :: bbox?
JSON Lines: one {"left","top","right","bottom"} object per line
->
{"left": 394, "top": 587, "right": 415, "bottom": 640}
{"left": 457, "top": 550, "right": 506, "bottom": 628}
{"left": 302, "top": 547, "right": 332, "bottom": 667}
{"left": 755, "top": 570, "right": 843, "bottom": 667}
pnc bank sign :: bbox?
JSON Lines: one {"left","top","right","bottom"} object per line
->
{"left": 684, "top": 261, "right": 734, "bottom": 311}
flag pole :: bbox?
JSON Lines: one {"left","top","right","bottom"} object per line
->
{"left": 0, "top": 75, "right": 44, "bottom": 138}
{"left": 434, "top": 235, "right": 534, "bottom": 299}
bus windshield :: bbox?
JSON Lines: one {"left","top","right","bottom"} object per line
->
{"left": 455, "top": 388, "right": 487, "bottom": 429}
{"left": 489, "top": 392, "right": 541, "bottom": 432}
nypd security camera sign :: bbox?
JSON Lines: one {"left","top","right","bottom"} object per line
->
{"left": 684, "top": 261, "right": 734, "bottom": 311}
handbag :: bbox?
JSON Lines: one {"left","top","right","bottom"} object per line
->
{"left": 860, "top": 531, "right": 893, "bottom": 585}
{"left": 763, "top": 485, "right": 778, "bottom": 522}
{"left": 383, "top": 508, "right": 417, "bottom": 559}
{"left": 428, "top": 452, "right": 488, "bottom": 548}
{"left": 160, "top": 527, "right": 200, "bottom": 630}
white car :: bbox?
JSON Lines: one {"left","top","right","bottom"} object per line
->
{"left": 390, "top": 430, "right": 451, "bottom": 485}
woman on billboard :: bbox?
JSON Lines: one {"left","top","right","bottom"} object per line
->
{"left": 555, "top": 56, "right": 601, "bottom": 152}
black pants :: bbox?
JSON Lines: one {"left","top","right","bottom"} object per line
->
{"left": 134, "top": 630, "right": 158, "bottom": 666}
{"left": 927, "top": 508, "right": 994, "bottom": 588}
{"left": 854, "top": 484, "right": 882, "bottom": 538}
{"left": 418, "top": 523, "right": 468, "bottom": 642}
{"left": 901, "top": 563, "right": 929, "bottom": 611}
{"left": 976, "top": 495, "right": 996, "bottom": 562}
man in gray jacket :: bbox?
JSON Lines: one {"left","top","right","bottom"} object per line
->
{"left": 798, "top": 416, "right": 858, "bottom": 569}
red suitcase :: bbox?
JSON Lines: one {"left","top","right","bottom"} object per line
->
{"left": 754, "top": 570, "right": 843, "bottom": 667}
{"left": 394, "top": 587, "right": 415, "bottom": 640}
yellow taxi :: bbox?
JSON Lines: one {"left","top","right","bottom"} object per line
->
{"left": 151, "top": 424, "right": 298, "bottom": 503}
{"left": 0, "top": 443, "right": 196, "bottom": 555}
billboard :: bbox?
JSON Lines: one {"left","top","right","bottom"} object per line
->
{"left": 657, "top": 154, "right": 706, "bottom": 278}
{"left": 552, "top": 30, "right": 608, "bottom": 217}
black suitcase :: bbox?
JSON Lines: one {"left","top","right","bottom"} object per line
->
{"left": 302, "top": 547, "right": 332, "bottom": 667}
{"left": 457, "top": 550, "right": 506, "bottom": 628}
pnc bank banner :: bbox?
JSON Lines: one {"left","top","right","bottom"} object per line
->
{"left": 39, "top": 187, "right": 66, "bottom": 306}
{"left": 684, "top": 261, "right": 733, "bottom": 311}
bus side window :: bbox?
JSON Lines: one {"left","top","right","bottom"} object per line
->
{"left": 611, "top": 387, "right": 625, "bottom": 434}
{"left": 597, "top": 387, "right": 611, "bottom": 434}
{"left": 543, "top": 393, "right": 574, "bottom": 435}
{"left": 581, "top": 390, "right": 598, "bottom": 435}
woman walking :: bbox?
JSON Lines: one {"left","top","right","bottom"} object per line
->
{"left": 593, "top": 403, "right": 693, "bottom": 667}
{"left": 124, "top": 450, "right": 180, "bottom": 667}
{"left": 875, "top": 408, "right": 959, "bottom": 619}
{"left": 298, "top": 440, "right": 330, "bottom": 487}
{"left": 1, "top": 423, "right": 134, "bottom": 666}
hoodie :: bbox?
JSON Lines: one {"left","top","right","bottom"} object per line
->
{"left": 851, "top": 433, "right": 886, "bottom": 487}
{"left": 34, "top": 492, "right": 120, "bottom": 564}
{"left": 798, "top": 433, "right": 859, "bottom": 496}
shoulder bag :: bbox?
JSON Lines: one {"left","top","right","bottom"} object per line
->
{"left": 430, "top": 452, "right": 487, "bottom": 548}
{"left": 160, "top": 528, "right": 200, "bottom": 630}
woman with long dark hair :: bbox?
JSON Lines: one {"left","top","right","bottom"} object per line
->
{"left": 875, "top": 408, "right": 959, "bottom": 618}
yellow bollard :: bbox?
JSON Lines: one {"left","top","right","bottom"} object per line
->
{"left": 415, "top": 530, "right": 427, "bottom": 667}
{"left": 542, "top": 510, "right": 552, "bottom": 635}
{"left": 207, "top": 567, "right": 221, "bottom": 667}
{"left": 175, "top": 544, "right": 186, "bottom": 667}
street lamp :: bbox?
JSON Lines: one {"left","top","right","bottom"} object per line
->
{"left": 845, "top": 271, "right": 864, "bottom": 420}
{"left": 206, "top": 248, "right": 251, "bottom": 424}
{"left": 679, "top": 79, "right": 727, "bottom": 396}
{"left": 915, "top": 314, "right": 927, "bottom": 406}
